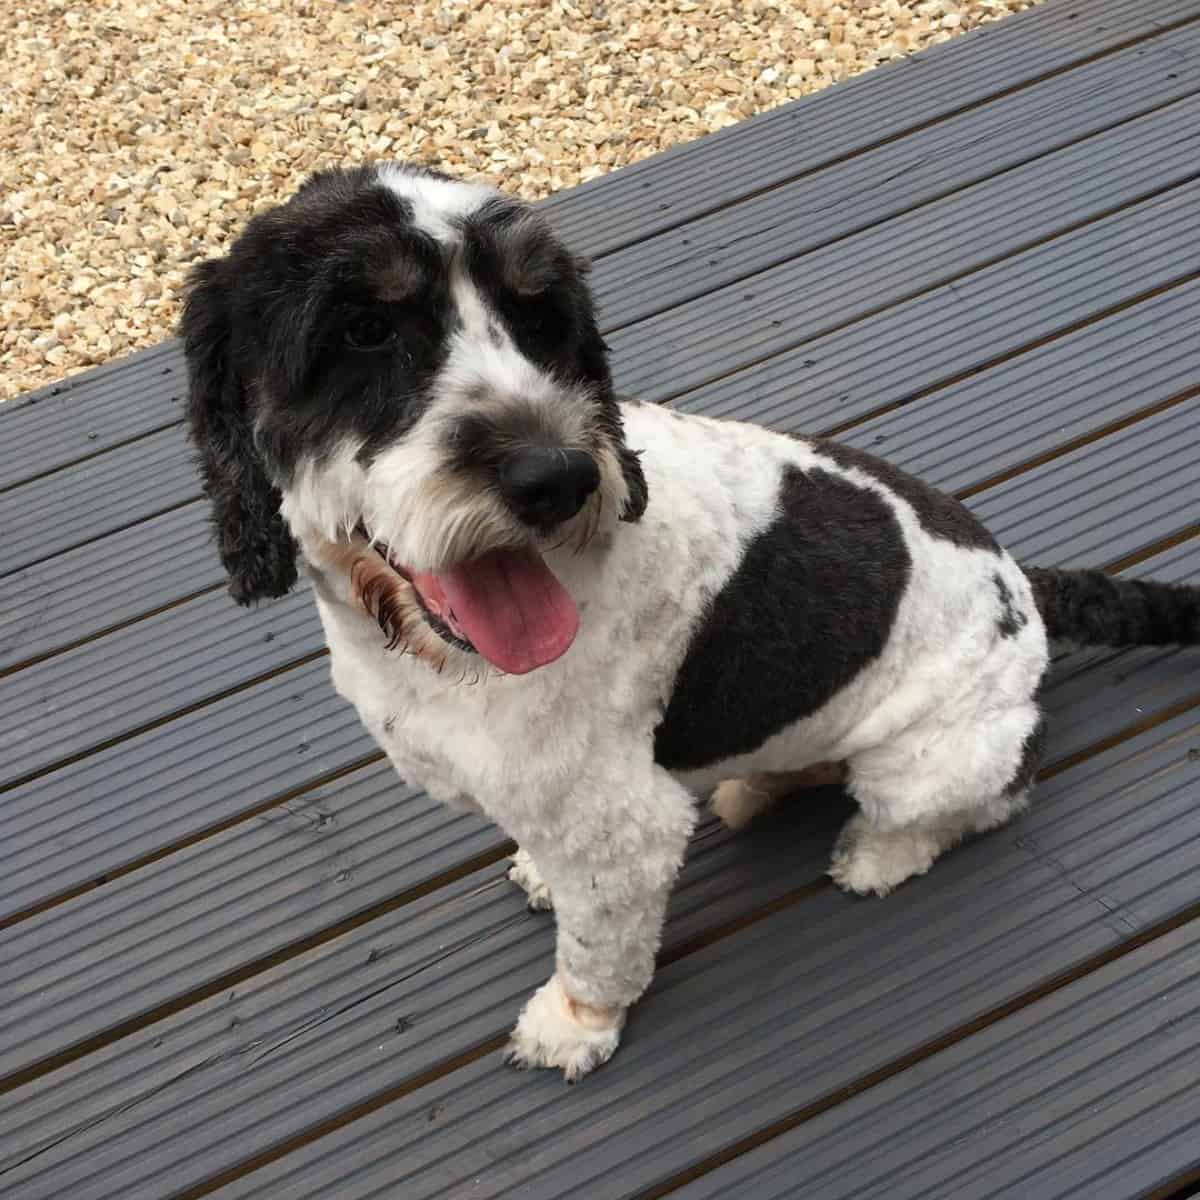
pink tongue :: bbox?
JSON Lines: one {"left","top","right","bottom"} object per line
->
{"left": 414, "top": 548, "right": 578, "bottom": 675}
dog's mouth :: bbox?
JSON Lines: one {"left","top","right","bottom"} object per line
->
{"left": 359, "top": 527, "right": 579, "bottom": 675}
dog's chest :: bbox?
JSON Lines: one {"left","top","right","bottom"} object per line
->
{"left": 322, "top": 607, "right": 598, "bottom": 800}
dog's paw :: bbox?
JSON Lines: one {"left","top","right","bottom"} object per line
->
{"left": 503, "top": 976, "right": 624, "bottom": 1083}
{"left": 829, "top": 813, "right": 940, "bottom": 897}
{"left": 507, "top": 847, "right": 554, "bottom": 911}
{"left": 710, "top": 778, "right": 774, "bottom": 831}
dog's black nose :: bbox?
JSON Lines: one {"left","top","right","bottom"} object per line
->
{"left": 498, "top": 447, "right": 601, "bottom": 528}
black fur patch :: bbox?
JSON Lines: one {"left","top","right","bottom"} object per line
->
{"left": 654, "top": 466, "right": 911, "bottom": 771}
{"left": 181, "top": 260, "right": 299, "bottom": 605}
{"left": 993, "top": 573, "right": 1028, "bottom": 638}
{"left": 462, "top": 200, "right": 609, "bottom": 394}
{"left": 813, "top": 439, "right": 999, "bottom": 553}
{"left": 1027, "top": 567, "right": 1200, "bottom": 646}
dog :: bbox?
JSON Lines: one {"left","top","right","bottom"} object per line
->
{"left": 182, "top": 163, "right": 1200, "bottom": 1081}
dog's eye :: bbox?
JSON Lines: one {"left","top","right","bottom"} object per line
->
{"left": 511, "top": 293, "right": 553, "bottom": 332}
{"left": 344, "top": 313, "right": 396, "bottom": 351}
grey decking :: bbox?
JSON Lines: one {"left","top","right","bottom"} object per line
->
{"left": 1, "top": 0, "right": 1199, "bottom": 1196}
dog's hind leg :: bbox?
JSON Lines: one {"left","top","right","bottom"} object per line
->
{"left": 829, "top": 792, "right": 1028, "bottom": 897}
{"left": 711, "top": 762, "right": 846, "bottom": 830}
{"left": 831, "top": 707, "right": 1044, "bottom": 897}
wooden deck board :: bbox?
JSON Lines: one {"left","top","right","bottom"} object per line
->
{"left": 675, "top": 909, "right": 1200, "bottom": 1200}
{"left": 1, "top": 1, "right": 1198, "bottom": 1196}
{"left": 657, "top": 176, "right": 1200, "bottom": 417}
{"left": 589, "top": 22, "right": 1200, "bottom": 329}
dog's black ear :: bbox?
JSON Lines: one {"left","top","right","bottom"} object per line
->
{"left": 181, "top": 258, "right": 298, "bottom": 605}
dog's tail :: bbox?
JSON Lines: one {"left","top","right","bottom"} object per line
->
{"left": 1025, "top": 566, "right": 1200, "bottom": 647}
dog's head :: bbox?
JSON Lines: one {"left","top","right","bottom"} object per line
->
{"left": 181, "top": 163, "right": 647, "bottom": 675}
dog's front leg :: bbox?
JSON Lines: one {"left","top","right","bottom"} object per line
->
{"left": 503, "top": 769, "right": 696, "bottom": 1082}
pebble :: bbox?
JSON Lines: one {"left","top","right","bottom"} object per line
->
{"left": 1, "top": 0, "right": 1038, "bottom": 400}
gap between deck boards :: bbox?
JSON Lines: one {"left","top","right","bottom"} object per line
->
{"left": 955, "top": 382, "right": 1200, "bottom": 500}
{"left": 1146, "top": 1166, "right": 1200, "bottom": 1200}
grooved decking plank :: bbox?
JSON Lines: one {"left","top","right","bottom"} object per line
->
{"left": 622, "top": 157, "right": 1200, "bottom": 412}
{"left": 0, "top": 587, "right": 324, "bottom": 792}
{"left": 0, "top": 658, "right": 372, "bottom": 924}
{"left": 969, "top": 400, "right": 1200, "bottom": 570}
{"left": 0, "top": 503, "right": 217, "bottom": 674}
{"left": 830, "top": 279, "right": 1200, "bottom": 496}
{"left": 0, "top": 342, "right": 183, "bottom": 490}
{"left": 590, "top": 22, "right": 1200, "bottom": 328}
{"left": 0, "top": 424, "right": 192, "bottom": 577}
{"left": 0, "top": 764, "right": 504, "bottom": 1088}
{"left": 0, "top": 803, "right": 845, "bottom": 1198}
{"left": 673, "top": 919, "right": 1200, "bottom": 1200}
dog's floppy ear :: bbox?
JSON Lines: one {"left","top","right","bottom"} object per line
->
{"left": 181, "top": 258, "right": 298, "bottom": 605}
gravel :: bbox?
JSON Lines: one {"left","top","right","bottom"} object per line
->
{"left": 1, "top": 0, "right": 1038, "bottom": 401}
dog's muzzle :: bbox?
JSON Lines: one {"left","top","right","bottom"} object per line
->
{"left": 498, "top": 447, "right": 600, "bottom": 529}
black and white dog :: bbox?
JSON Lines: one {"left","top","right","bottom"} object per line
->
{"left": 183, "top": 163, "right": 1200, "bottom": 1080}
